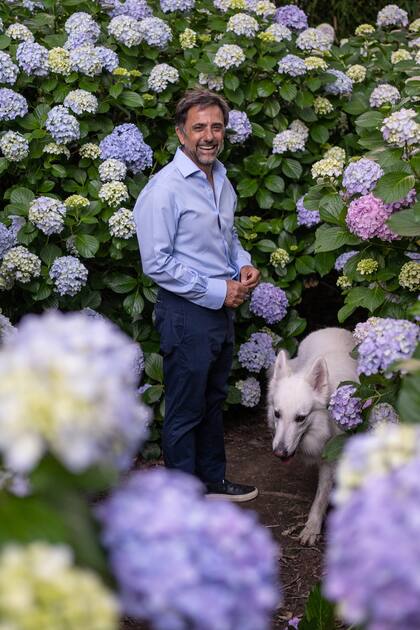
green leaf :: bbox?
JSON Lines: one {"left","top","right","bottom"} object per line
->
{"left": 374, "top": 171, "right": 416, "bottom": 204}
{"left": 227, "top": 385, "right": 242, "bottom": 405}
{"left": 281, "top": 159, "right": 302, "bottom": 180}
{"left": 10, "top": 187, "right": 34, "bottom": 208}
{"left": 257, "top": 80, "right": 276, "bottom": 97}
{"left": 256, "top": 188, "right": 274, "bottom": 209}
{"left": 263, "top": 100, "right": 280, "bottom": 118}
{"left": 237, "top": 178, "right": 258, "bottom": 198}
{"left": 0, "top": 35, "right": 11, "bottom": 50}
{"left": 145, "top": 352, "right": 164, "bottom": 383}
{"left": 264, "top": 174, "right": 284, "bottom": 193}
{"left": 109, "top": 83, "right": 123, "bottom": 99}
{"left": 314, "top": 225, "right": 361, "bottom": 253}
{"left": 256, "top": 239, "right": 277, "bottom": 253}
{"left": 51, "top": 164, "right": 66, "bottom": 178}
{"left": 0, "top": 157, "right": 9, "bottom": 175}
{"left": 224, "top": 73, "right": 240, "bottom": 91}
{"left": 342, "top": 92, "right": 369, "bottom": 115}
{"left": 295, "top": 255, "right": 316, "bottom": 274}
{"left": 250, "top": 122, "right": 266, "bottom": 139}
{"left": 279, "top": 81, "right": 297, "bottom": 102}
{"left": 40, "top": 243, "right": 62, "bottom": 266}
{"left": 120, "top": 91, "right": 143, "bottom": 108}
{"left": 282, "top": 311, "right": 306, "bottom": 337}
{"left": 314, "top": 252, "right": 335, "bottom": 276}
{"left": 346, "top": 286, "right": 386, "bottom": 313}
{"left": 123, "top": 292, "right": 144, "bottom": 317}
{"left": 319, "top": 193, "right": 345, "bottom": 226}
{"left": 398, "top": 350, "right": 420, "bottom": 423}
{"left": 104, "top": 272, "right": 137, "bottom": 294}
{"left": 355, "top": 111, "right": 384, "bottom": 129}
{"left": 74, "top": 234, "right": 99, "bottom": 258}
{"left": 142, "top": 384, "right": 164, "bottom": 404}
{"left": 310, "top": 124, "right": 329, "bottom": 144}
{"left": 387, "top": 206, "right": 420, "bottom": 236}
{"left": 299, "top": 583, "right": 335, "bottom": 630}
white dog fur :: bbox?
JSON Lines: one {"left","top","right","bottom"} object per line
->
{"left": 267, "top": 327, "right": 357, "bottom": 545}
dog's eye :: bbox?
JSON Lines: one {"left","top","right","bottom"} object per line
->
{"left": 295, "top": 414, "right": 306, "bottom": 423}
{"left": 274, "top": 410, "right": 281, "bottom": 419}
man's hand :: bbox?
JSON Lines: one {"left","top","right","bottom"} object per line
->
{"left": 224, "top": 280, "right": 249, "bottom": 308}
{"left": 240, "top": 265, "right": 260, "bottom": 289}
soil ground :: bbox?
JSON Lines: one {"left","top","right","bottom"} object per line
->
{"left": 123, "top": 410, "right": 324, "bottom": 630}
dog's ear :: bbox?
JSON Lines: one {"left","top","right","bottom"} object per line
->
{"left": 306, "top": 357, "right": 329, "bottom": 402}
{"left": 273, "top": 350, "right": 291, "bottom": 381}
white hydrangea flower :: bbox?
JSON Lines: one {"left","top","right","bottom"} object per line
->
{"left": 108, "top": 15, "right": 143, "bottom": 47}
{"left": 346, "top": 64, "right": 367, "bottom": 82}
{"left": 304, "top": 56, "right": 328, "bottom": 71}
{"left": 214, "top": 44, "right": 245, "bottom": 70}
{"left": 80, "top": 143, "right": 101, "bottom": 159}
{"left": 99, "top": 159, "right": 127, "bottom": 182}
{"left": 259, "top": 23, "right": 291, "bottom": 43}
{"left": 99, "top": 181, "right": 129, "bottom": 207}
{"left": 296, "top": 27, "right": 332, "bottom": 52}
{"left": 109, "top": 207, "right": 136, "bottom": 239}
{"left": 226, "top": 13, "right": 259, "bottom": 37}
{"left": 63, "top": 89, "right": 98, "bottom": 115}
{"left": 5, "top": 23, "right": 34, "bottom": 42}
{"left": 147, "top": 63, "right": 179, "bottom": 93}
{"left": 311, "top": 156, "right": 344, "bottom": 180}
{"left": 390, "top": 49, "right": 412, "bottom": 64}
{"left": 0, "top": 246, "right": 41, "bottom": 284}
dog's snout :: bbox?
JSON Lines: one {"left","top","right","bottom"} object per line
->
{"left": 273, "top": 444, "right": 288, "bottom": 458}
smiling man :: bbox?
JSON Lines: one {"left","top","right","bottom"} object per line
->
{"left": 134, "top": 88, "right": 260, "bottom": 501}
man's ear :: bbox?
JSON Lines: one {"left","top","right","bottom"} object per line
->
{"left": 272, "top": 350, "right": 291, "bottom": 381}
{"left": 175, "top": 126, "right": 185, "bottom": 146}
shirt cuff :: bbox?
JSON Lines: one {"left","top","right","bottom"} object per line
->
{"left": 197, "top": 278, "right": 227, "bottom": 310}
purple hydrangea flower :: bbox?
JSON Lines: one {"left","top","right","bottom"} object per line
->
{"left": 45, "top": 105, "right": 80, "bottom": 144}
{"left": 346, "top": 193, "right": 398, "bottom": 241}
{"left": 64, "top": 12, "right": 100, "bottom": 40}
{"left": 277, "top": 54, "right": 307, "bottom": 77}
{"left": 334, "top": 250, "right": 358, "bottom": 271}
{"left": 226, "top": 110, "right": 252, "bottom": 144}
{"left": 250, "top": 283, "right": 289, "bottom": 324}
{"left": 354, "top": 317, "right": 419, "bottom": 376}
{"left": 377, "top": 4, "right": 408, "bottom": 28}
{"left": 0, "top": 88, "right": 28, "bottom": 121}
{"left": 99, "top": 123, "right": 153, "bottom": 174}
{"left": 328, "top": 384, "right": 363, "bottom": 429}
{"left": 325, "top": 457, "right": 420, "bottom": 629}
{"left": 138, "top": 17, "right": 172, "bottom": 48}
{"left": 324, "top": 69, "right": 353, "bottom": 96}
{"left": 236, "top": 376, "right": 261, "bottom": 407}
{"left": 342, "top": 158, "right": 384, "bottom": 196}
{"left": 385, "top": 188, "right": 416, "bottom": 212}
{"left": 64, "top": 31, "right": 97, "bottom": 50}
{"left": 381, "top": 108, "right": 420, "bottom": 148}
{"left": 296, "top": 196, "right": 321, "bottom": 228}
{"left": 110, "top": 0, "right": 152, "bottom": 19}
{"left": 0, "top": 52, "right": 19, "bottom": 85}
{"left": 96, "top": 46, "right": 119, "bottom": 71}
{"left": 369, "top": 83, "right": 400, "bottom": 108}
{"left": 0, "top": 218, "right": 23, "bottom": 259}
{"left": 160, "top": 0, "right": 195, "bottom": 11}
{"left": 28, "top": 197, "right": 67, "bottom": 235}
{"left": 275, "top": 5, "right": 308, "bottom": 31}
{"left": 238, "top": 332, "right": 276, "bottom": 373}
{"left": 49, "top": 256, "right": 88, "bottom": 296}
{"left": 369, "top": 403, "right": 399, "bottom": 428}
{"left": 97, "top": 468, "right": 280, "bottom": 629}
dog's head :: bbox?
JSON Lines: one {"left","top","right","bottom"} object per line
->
{"left": 267, "top": 350, "right": 329, "bottom": 461}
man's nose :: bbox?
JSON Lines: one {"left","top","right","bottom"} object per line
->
{"left": 202, "top": 128, "right": 214, "bottom": 142}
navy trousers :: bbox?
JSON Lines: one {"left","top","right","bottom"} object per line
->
{"left": 154, "top": 288, "right": 234, "bottom": 483}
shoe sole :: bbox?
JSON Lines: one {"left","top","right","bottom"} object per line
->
{"left": 205, "top": 488, "right": 259, "bottom": 503}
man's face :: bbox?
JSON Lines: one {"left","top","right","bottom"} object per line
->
{"left": 176, "top": 105, "right": 225, "bottom": 171}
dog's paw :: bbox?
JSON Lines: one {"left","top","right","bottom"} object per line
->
{"left": 299, "top": 524, "right": 320, "bottom": 546}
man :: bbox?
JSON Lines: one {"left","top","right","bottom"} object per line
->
{"left": 134, "top": 88, "right": 260, "bottom": 502}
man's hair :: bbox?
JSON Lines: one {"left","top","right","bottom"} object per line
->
{"left": 175, "top": 88, "right": 230, "bottom": 128}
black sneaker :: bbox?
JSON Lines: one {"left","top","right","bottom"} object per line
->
{"left": 205, "top": 479, "right": 258, "bottom": 503}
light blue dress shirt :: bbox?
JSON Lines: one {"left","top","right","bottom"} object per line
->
{"left": 134, "top": 148, "right": 251, "bottom": 310}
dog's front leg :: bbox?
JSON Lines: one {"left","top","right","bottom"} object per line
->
{"left": 299, "top": 461, "right": 334, "bottom": 546}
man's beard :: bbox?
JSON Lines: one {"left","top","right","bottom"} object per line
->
{"left": 193, "top": 140, "right": 224, "bottom": 166}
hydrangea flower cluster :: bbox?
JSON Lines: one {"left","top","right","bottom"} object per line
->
{"left": 0, "top": 310, "right": 150, "bottom": 472}
{"left": 16, "top": 41, "right": 49, "bottom": 76}
{"left": 96, "top": 46, "right": 119, "bottom": 71}
{"left": 108, "top": 207, "right": 136, "bottom": 239}
{"left": 313, "top": 96, "right": 333, "bottom": 115}
{"left": 99, "top": 123, "right": 153, "bottom": 174}
{"left": 250, "top": 282, "right": 289, "bottom": 324}
{"left": 369, "top": 83, "right": 400, "bottom": 108}
{"left": 311, "top": 155, "right": 344, "bottom": 181}
{"left": 48, "top": 47, "right": 71, "bottom": 75}
{"left": 325, "top": 452, "right": 420, "bottom": 629}
{"left": 325, "top": 69, "right": 353, "bottom": 96}
{"left": 65, "top": 12, "right": 100, "bottom": 40}
{"left": 357, "top": 258, "right": 378, "bottom": 275}
{"left": 376, "top": 4, "right": 408, "bottom": 28}
{"left": 296, "top": 196, "right": 320, "bottom": 227}
{"left": 0, "top": 52, "right": 19, "bottom": 84}
{"left": 5, "top": 23, "right": 34, "bottom": 42}
{"left": 45, "top": 105, "right": 80, "bottom": 144}
{"left": 272, "top": 120, "right": 309, "bottom": 154}
{"left": 259, "top": 24, "right": 291, "bottom": 43}
{"left": 80, "top": 142, "right": 101, "bottom": 159}
{"left": 214, "top": 44, "right": 245, "bottom": 70}
{"left": 304, "top": 56, "right": 328, "bottom": 71}
{"left": 346, "top": 194, "right": 397, "bottom": 241}
{"left": 65, "top": 195, "right": 90, "bottom": 210}
{"left": 99, "top": 181, "right": 129, "bottom": 207}
{"left": 381, "top": 108, "right": 420, "bottom": 148}
{"left": 390, "top": 49, "right": 412, "bottom": 64}
{"left": 63, "top": 89, "right": 98, "bottom": 115}
{"left": 49, "top": 256, "right": 88, "bottom": 296}
{"left": 238, "top": 332, "right": 276, "bottom": 372}
{"left": 369, "top": 402, "right": 399, "bottom": 428}
{"left": 64, "top": 30, "right": 98, "bottom": 50}
{"left": 28, "top": 197, "right": 67, "bottom": 235}
{"left": 296, "top": 27, "right": 332, "bottom": 52}
{"left": 275, "top": 4, "right": 308, "bottom": 31}
{"left": 226, "top": 110, "right": 252, "bottom": 144}
{"left": 0, "top": 131, "right": 29, "bottom": 162}
{"left": 99, "top": 158, "right": 127, "bottom": 182}
{"left": 270, "top": 248, "right": 290, "bottom": 268}
{"left": 69, "top": 44, "right": 103, "bottom": 76}
{"left": 328, "top": 384, "right": 363, "bottom": 429}
{"left": 277, "top": 54, "right": 306, "bottom": 77}
{"left": 0, "top": 542, "right": 118, "bottom": 630}
{"left": 342, "top": 158, "right": 384, "bottom": 196}
{"left": 236, "top": 376, "right": 261, "bottom": 407}
{"left": 334, "top": 250, "right": 357, "bottom": 271}
{"left": 179, "top": 27, "right": 196, "bottom": 48}
{"left": 98, "top": 468, "right": 279, "bottom": 628}
{"left": 346, "top": 64, "right": 366, "bottom": 82}
{"left": 108, "top": 15, "right": 143, "bottom": 46}
{"left": 138, "top": 17, "right": 172, "bottom": 47}
{"left": 0, "top": 88, "right": 28, "bottom": 121}
{"left": 160, "top": 0, "right": 194, "bottom": 10}
{"left": 198, "top": 73, "right": 223, "bottom": 91}
{"left": 0, "top": 218, "right": 23, "bottom": 259}
{"left": 226, "top": 13, "right": 259, "bottom": 37}
{"left": 353, "top": 317, "right": 419, "bottom": 376}
{"left": 399, "top": 261, "right": 420, "bottom": 291}
{"left": 109, "top": 0, "right": 153, "bottom": 20}
{"left": 148, "top": 63, "right": 179, "bottom": 93}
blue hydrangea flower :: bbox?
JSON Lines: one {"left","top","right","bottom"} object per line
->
{"left": 109, "top": 0, "right": 153, "bottom": 20}
{"left": 16, "top": 41, "right": 49, "bottom": 76}
{"left": 69, "top": 44, "right": 103, "bottom": 76}
{"left": 138, "top": 17, "right": 172, "bottom": 48}
{"left": 238, "top": 332, "right": 276, "bottom": 373}
{"left": 99, "top": 123, "right": 153, "bottom": 174}
{"left": 96, "top": 46, "right": 119, "bottom": 71}
{"left": 296, "top": 196, "right": 321, "bottom": 227}
{"left": 0, "top": 131, "right": 29, "bottom": 162}
{"left": 334, "top": 250, "right": 357, "bottom": 271}
{"left": 97, "top": 468, "right": 280, "bottom": 629}
{"left": 108, "top": 15, "right": 143, "bottom": 47}
{"left": 250, "top": 283, "right": 289, "bottom": 324}
{"left": 160, "top": 0, "right": 195, "bottom": 11}
{"left": 354, "top": 317, "right": 419, "bottom": 376}
{"left": 0, "top": 218, "right": 23, "bottom": 259}
{"left": 64, "top": 31, "right": 97, "bottom": 50}
{"left": 45, "top": 106, "right": 80, "bottom": 144}
{"left": 0, "top": 89, "right": 28, "bottom": 121}
{"left": 275, "top": 4, "right": 308, "bottom": 30}
{"left": 277, "top": 54, "right": 307, "bottom": 77}
{"left": 236, "top": 377, "right": 261, "bottom": 407}
{"left": 28, "top": 197, "right": 67, "bottom": 235}
{"left": 49, "top": 256, "right": 88, "bottom": 296}
{"left": 342, "top": 158, "right": 384, "bottom": 196}
{"left": 226, "top": 110, "right": 252, "bottom": 144}
{"left": 0, "top": 52, "right": 19, "bottom": 85}
{"left": 328, "top": 385, "right": 363, "bottom": 429}
{"left": 325, "top": 69, "right": 353, "bottom": 96}
{"left": 64, "top": 12, "right": 100, "bottom": 40}
{"left": 377, "top": 4, "right": 408, "bottom": 28}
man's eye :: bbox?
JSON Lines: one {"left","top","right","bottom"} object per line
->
{"left": 295, "top": 415, "right": 306, "bottom": 423}
{"left": 274, "top": 410, "right": 281, "bottom": 419}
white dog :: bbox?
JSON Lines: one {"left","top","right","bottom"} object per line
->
{"left": 267, "top": 327, "right": 357, "bottom": 545}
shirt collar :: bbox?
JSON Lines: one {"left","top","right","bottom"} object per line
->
{"left": 174, "top": 147, "right": 226, "bottom": 179}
